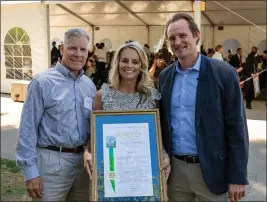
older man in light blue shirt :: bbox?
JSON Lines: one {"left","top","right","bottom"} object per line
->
{"left": 16, "top": 28, "right": 96, "bottom": 201}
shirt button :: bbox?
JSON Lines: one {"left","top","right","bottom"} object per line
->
{"left": 181, "top": 106, "right": 184, "bottom": 108}
{"left": 182, "top": 90, "right": 185, "bottom": 93}
{"left": 181, "top": 137, "right": 184, "bottom": 140}
{"left": 181, "top": 121, "right": 183, "bottom": 124}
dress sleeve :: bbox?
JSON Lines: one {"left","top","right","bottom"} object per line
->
{"left": 151, "top": 88, "right": 161, "bottom": 101}
{"left": 100, "top": 83, "right": 110, "bottom": 103}
{"left": 146, "top": 88, "right": 161, "bottom": 109}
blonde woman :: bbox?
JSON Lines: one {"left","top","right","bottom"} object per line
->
{"left": 84, "top": 41, "right": 170, "bottom": 191}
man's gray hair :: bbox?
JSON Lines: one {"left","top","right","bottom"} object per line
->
{"left": 64, "top": 28, "right": 90, "bottom": 45}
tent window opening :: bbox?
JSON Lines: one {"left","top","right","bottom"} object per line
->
{"left": 4, "top": 27, "right": 32, "bottom": 80}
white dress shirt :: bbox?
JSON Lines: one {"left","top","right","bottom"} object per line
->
{"left": 212, "top": 51, "right": 224, "bottom": 61}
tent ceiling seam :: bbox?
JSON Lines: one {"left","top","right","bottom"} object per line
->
{"left": 114, "top": 0, "right": 148, "bottom": 26}
{"left": 202, "top": 12, "right": 214, "bottom": 26}
{"left": 56, "top": 4, "right": 94, "bottom": 27}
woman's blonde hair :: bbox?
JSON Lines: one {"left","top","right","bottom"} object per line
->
{"left": 109, "top": 42, "right": 154, "bottom": 97}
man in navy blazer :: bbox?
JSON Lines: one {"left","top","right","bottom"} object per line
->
{"left": 159, "top": 13, "right": 249, "bottom": 201}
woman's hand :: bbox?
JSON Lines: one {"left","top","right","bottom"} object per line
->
{"left": 83, "top": 149, "right": 93, "bottom": 180}
{"left": 161, "top": 151, "right": 171, "bottom": 183}
{"left": 161, "top": 150, "right": 171, "bottom": 201}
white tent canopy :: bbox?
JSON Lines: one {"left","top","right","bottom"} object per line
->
{"left": 1, "top": 1, "right": 266, "bottom": 93}
{"left": 46, "top": 1, "right": 266, "bottom": 26}
{"left": 3, "top": 0, "right": 265, "bottom": 26}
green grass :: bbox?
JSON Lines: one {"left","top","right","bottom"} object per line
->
{"left": 1, "top": 158, "right": 31, "bottom": 201}
{"left": 1, "top": 158, "right": 21, "bottom": 173}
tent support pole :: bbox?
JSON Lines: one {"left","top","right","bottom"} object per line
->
{"left": 147, "top": 25, "right": 150, "bottom": 47}
{"left": 45, "top": 4, "right": 51, "bottom": 67}
{"left": 193, "top": 0, "right": 202, "bottom": 51}
{"left": 213, "top": 26, "right": 215, "bottom": 48}
{"left": 91, "top": 26, "right": 95, "bottom": 51}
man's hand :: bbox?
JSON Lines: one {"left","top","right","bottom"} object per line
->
{"left": 83, "top": 149, "right": 93, "bottom": 180}
{"left": 228, "top": 184, "right": 246, "bottom": 201}
{"left": 26, "top": 177, "right": 43, "bottom": 199}
{"left": 236, "top": 67, "right": 243, "bottom": 73}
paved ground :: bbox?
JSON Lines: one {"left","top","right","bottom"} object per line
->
{"left": 1, "top": 95, "right": 266, "bottom": 201}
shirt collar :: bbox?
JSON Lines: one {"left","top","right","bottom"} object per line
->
{"left": 175, "top": 53, "right": 201, "bottom": 73}
{"left": 55, "top": 62, "right": 84, "bottom": 79}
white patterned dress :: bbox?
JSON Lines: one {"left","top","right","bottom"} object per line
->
{"left": 101, "top": 83, "right": 161, "bottom": 110}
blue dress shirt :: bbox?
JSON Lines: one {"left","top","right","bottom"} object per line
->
{"left": 171, "top": 54, "right": 201, "bottom": 156}
{"left": 16, "top": 63, "right": 97, "bottom": 181}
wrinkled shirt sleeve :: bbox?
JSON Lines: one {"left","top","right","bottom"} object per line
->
{"left": 15, "top": 79, "right": 44, "bottom": 181}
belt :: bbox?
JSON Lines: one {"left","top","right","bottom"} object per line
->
{"left": 41, "top": 145, "right": 85, "bottom": 154}
{"left": 173, "top": 154, "right": 199, "bottom": 164}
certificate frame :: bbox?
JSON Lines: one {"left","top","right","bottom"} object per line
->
{"left": 90, "top": 109, "right": 165, "bottom": 201}
{"left": 253, "top": 74, "right": 260, "bottom": 98}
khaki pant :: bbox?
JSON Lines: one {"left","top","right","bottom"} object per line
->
{"left": 168, "top": 156, "right": 227, "bottom": 201}
{"left": 34, "top": 148, "right": 90, "bottom": 201}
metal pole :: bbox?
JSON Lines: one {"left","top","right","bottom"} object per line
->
{"left": 91, "top": 26, "right": 95, "bottom": 50}
{"left": 147, "top": 25, "right": 150, "bottom": 47}
{"left": 194, "top": 0, "right": 202, "bottom": 51}
{"left": 45, "top": 4, "right": 51, "bottom": 67}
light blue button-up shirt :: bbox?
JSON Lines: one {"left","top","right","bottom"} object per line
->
{"left": 16, "top": 63, "right": 97, "bottom": 181}
{"left": 171, "top": 54, "right": 201, "bottom": 156}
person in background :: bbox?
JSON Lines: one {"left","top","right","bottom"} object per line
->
{"left": 207, "top": 48, "right": 214, "bottom": 58}
{"left": 125, "top": 40, "right": 134, "bottom": 44}
{"left": 262, "top": 50, "right": 267, "bottom": 69}
{"left": 144, "top": 44, "right": 151, "bottom": 58}
{"left": 95, "top": 43, "right": 99, "bottom": 50}
{"left": 57, "top": 44, "right": 62, "bottom": 62}
{"left": 51, "top": 41, "right": 59, "bottom": 65}
{"left": 243, "top": 46, "right": 260, "bottom": 109}
{"left": 259, "top": 50, "right": 267, "bottom": 89}
{"left": 16, "top": 28, "right": 96, "bottom": 201}
{"left": 84, "top": 55, "right": 97, "bottom": 80}
{"left": 144, "top": 44, "right": 152, "bottom": 66}
{"left": 149, "top": 54, "right": 168, "bottom": 85}
{"left": 94, "top": 42, "right": 107, "bottom": 89}
{"left": 200, "top": 45, "right": 207, "bottom": 56}
{"left": 171, "top": 54, "right": 178, "bottom": 63}
{"left": 227, "top": 49, "right": 233, "bottom": 62}
{"left": 159, "top": 12, "right": 248, "bottom": 202}
{"left": 230, "top": 48, "right": 244, "bottom": 75}
{"left": 212, "top": 45, "right": 224, "bottom": 61}
{"left": 162, "top": 43, "right": 172, "bottom": 65}
{"left": 95, "top": 43, "right": 107, "bottom": 66}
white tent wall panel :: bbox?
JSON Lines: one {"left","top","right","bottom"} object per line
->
{"left": 1, "top": 3, "right": 49, "bottom": 93}
{"left": 93, "top": 26, "right": 148, "bottom": 51}
{"left": 248, "top": 25, "right": 267, "bottom": 54}
{"left": 50, "top": 26, "right": 92, "bottom": 49}
{"left": 148, "top": 26, "right": 165, "bottom": 51}
{"left": 81, "top": 14, "right": 144, "bottom": 25}
{"left": 121, "top": 1, "right": 193, "bottom": 13}
{"left": 213, "top": 25, "right": 266, "bottom": 58}
{"left": 59, "top": 1, "right": 128, "bottom": 14}
{"left": 201, "top": 25, "right": 214, "bottom": 51}
{"left": 50, "top": 15, "right": 88, "bottom": 27}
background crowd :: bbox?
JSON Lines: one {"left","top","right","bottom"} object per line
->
{"left": 51, "top": 40, "right": 267, "bottom": 108}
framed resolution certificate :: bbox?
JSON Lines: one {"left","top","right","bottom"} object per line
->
{"left": 90, "top": 109, "right": 165, "bottom": 201}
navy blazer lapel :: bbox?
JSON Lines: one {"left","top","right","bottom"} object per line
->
{"left": 195, "top": 55, "right": 210, "bottom": 125}
{"left": 167, "top": 64, "right": 177, "bottom": 113}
